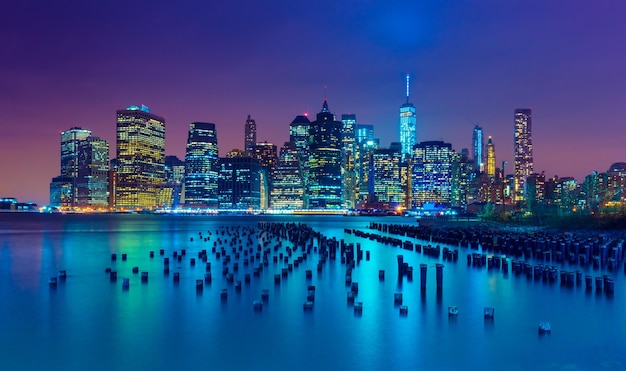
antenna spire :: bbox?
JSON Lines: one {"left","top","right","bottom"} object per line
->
{"left": 324, "top": 85, "right": 327, "bottom": 100}
{"left": 406, "top": 74, "right": 410, "bottom": 104}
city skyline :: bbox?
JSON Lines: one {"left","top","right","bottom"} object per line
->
{"left": 2, "top": 1, "right": 626, "bottom": 205}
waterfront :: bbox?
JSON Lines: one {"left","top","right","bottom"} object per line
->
{"left": 1, "top": 213, "right": 625, "bottom": 370}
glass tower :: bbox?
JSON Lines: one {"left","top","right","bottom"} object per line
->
{"left": 308, "top": 100, "right": 343, "bottom": 209}
{"left": 472, "top": 125, "right": 484, "bottom": 173}
{"left": 244, "top": 115, "right": 256, "bottom": 156}
{"left": 399, "top": 74, "right": 417, "bottom": 160}
{"left": 514, "top": 108, "right": 533, "bottom": 202}
{"left": 184, "top": 122, "right": 219, "bottom": 208}
{"left": 115, "top": 105, "right": 166, "bottom": 209}
{"left": 373, "top": 143, "right": 404, "bottom": 206}
{"left": 411, "top": 141, "right": 456, "bottom": 206}
{"left": 270, "top": 142, "right": 304, "bottom": 209}
{"left": 486, "top": 136, "right": 496, "bottom": 178}
{"left": 341, "top": 114, "right": 357, "bottom": 209}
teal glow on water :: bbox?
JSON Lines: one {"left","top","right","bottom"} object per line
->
{"left": 0, "top": 214, "right": 625, "bottom": 370}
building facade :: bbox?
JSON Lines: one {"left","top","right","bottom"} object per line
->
{"left": 218, "top": 157, "right": 263, "bottom": 210}
{"left": 115, "top": 105, "right": 166, "bottom": 209}
{"left": 411, "top": 141, "right": 456, "bottom": 206}
{"left": 472, "top": 125, "right": 484, "bottom": 173}
{"left": 184, "top": 122, "right": 219, "bottom": 208}
{"left": 514, "top": 108, "right": 533, "bottom": 202}
{"left": 308, "top": 100, "right": 343, "bottom": 209}
{"left": 270, "top": 142, "right": 304, "bottom": 209}
{"left": 372, "top": 143, "right": 404, "bottom": 207}
{"left": 244, "top": 115, "right": 256, "bottom": 156}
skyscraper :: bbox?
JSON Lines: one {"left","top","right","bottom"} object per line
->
{"left": 270, "top": 142, "right": 304, "bottom": 209}
{"left": 60, "top": 127, "right": 92, "bottom": 178}
{"left": 411, "top": 141, "right": 456, "bottom": 206}
{"left": 165, "top": 155, "right": 185, "bottom": 208}
{"left": 244, "top": 115, "right": 256, "bottom": 156}
{"left": 399, "top": 74, "right": 417, "bottom": 160}
{"left": 341, "top": 114, "right": 357, "bottom": 208}
{"left": 75, "top": 136, "right": 110, "bottom": 207}
{"left": 372, "top": 143, "right": 404, "bottom": 207}
{"left": 514, "top": 108, "right": 533, "bottom": 202}
{"left": 308, "top": 100, "right": 343, "bottom": 209}
{"left": 115, "top": 105, "right": 165, "bottom": 209}
{"left": 184, "top": 122, "right": 219, "bottom": 208}
{"left": 472, "top": 125, "right": 484, "bottom": 173}
{"left": 486, "top": 136, "right": 496, "bottom": 178}
{"left": 218, "top": 157, "right": 263, "bottom": 210}
{"left": 50, "top": 127, "right": 109, "bottom": 209}
{"left": 289, "top": 115, "right": 311, "bottom": 203}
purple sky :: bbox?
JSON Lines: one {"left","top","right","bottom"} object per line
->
{"left": 2, "top": 0, "right": 625, "bottom": 205}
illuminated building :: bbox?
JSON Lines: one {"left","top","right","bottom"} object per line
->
{"left": 486, "top": 136, "right": 496, "bottom": 178}
{"left": 525, "top": 172, "right": 546, "bottom": 209}
{"left": 399, "top": 74, "right": 417, "bottom": 160}
{"left": 356, "top": 138, "right": 379, "bottom": 205}
{"left": 218, "top": 157, "right": 263, "bottom": 210}
{"left": 451, "top": 150, "right": 473, "bottom": 208}
{"left": 356, "top": 124, "right": 374, "bottom": 144}
{"left": 50, "top": 127, "right": 109, "bottom": 208}
{"left": 226, "top": 149, "right": 244, "bottom": 158}
{"left": 76, "top": 137, "right": 110, "bottom": 207}
{"left": 514, "top": 108, "right": 533, "bottom": 202}
{"left": 252, "top": 142, "right": 278, "bottom": 177}
{"left": 289, "top": 115, "right": 311, "bottom": 202}
{"left": 165, "top": 155, "right": 185, "bottom": 208}
{"left": 50, "top": 176, "right": 74, "bottom": 208}
{"left": 308, "top": 100, "right": 343, "bottom": 209}
{"left": 115, "top": 105, "right": 165, "bottom": 209}
{"left": 411, "top": 141, "right": 456, "bottom": 206}
{"left": 341, "top": 114, "right": 357, "bottom": 208}
{"left": 244, "top": 115, "right": 256, "bottom": 156}
{"left": 184, "top": 122, "right": 219, "bottom": 208}
{"left": 372, "top": 143, "right": 404, "bottom": 207}
{"left": 472, "top": 125, "right": 484, "bottom": 172}
{"left": 60, "top": 127, "right": 92, "bottom": 178}
{"left": 270, "top": 142, "right": 304, "bottom": 209}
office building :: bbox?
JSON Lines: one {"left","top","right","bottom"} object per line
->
{"left": 341, "top": 114, "right": 357, "bottom": 208}
{"left": 115, "top": 105, "right": 166, "bottom": 209}
{"left": 372, "top": 143, "right": 404, "bottom": 207}
{"left": 270, "top": 142, "right": 304, "bottom": 209}
{"left": 218, "top": 157, "right": 264, "bottom": 210}
{"left": 514, "top": 108, "right": 533, "bottom": 202}
{"left": 411, "top": 141, "right": 456, "bottom": 206}
{"left": 184, "top": 122, "right": 219, "bottom": 208}
{"left": 308, "top": 100, "right": 343, "bottom": 209}
{"left": 486, "top": 136, "right": 496, "bottom": 178}
{"left": 472, "top": 125, "right": 484, "bottom": 173}
{"left": 244, "top": 115, "right": 256, "bottom": 156}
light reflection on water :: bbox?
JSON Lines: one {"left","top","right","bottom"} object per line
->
{"left": 0, "top": 213, "right": 625, "bottom": 370}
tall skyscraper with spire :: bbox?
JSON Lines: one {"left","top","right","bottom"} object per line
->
{"left": 514, "top": 108, "right": 533, "bottom": 202}
{"left": 308, "top": 99, "right": 343, "bottom": 209}
{"left": 244, "top": 115, "right": 256, "bottom": 156}
{"left": 399, "top": 74, "right": 417, "bottom": 160}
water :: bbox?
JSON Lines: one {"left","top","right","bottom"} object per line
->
{"left": 0, "top": 213, "right": 624, "bottom": 370}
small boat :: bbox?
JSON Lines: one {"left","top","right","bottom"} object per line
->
{"left": 538, "top": 321, "right": 551, "bottom": 333}
{"left": 448, "top": 306, "right": 459, "bottom": 316}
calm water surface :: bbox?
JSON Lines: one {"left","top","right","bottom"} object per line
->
{"left": 0, "top": 214, "right": 624, "bottom": 370}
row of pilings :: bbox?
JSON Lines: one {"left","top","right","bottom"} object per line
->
{"left": 362, "top": 222, "right": 616, "bottom": 294}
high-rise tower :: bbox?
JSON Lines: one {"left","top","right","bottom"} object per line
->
{"left": 472, "top": 125, "right": 484, "bottom": 173}
{"left": 244, "top": 115, "right": 256, "bottom": 156}
{"left": 399, "top": 74, "right": 417, "bottom": 160}
{"left": 308, "top": 100, "right": 343, "bottom": 209}
{"left": 486, "top": 136, "right": 496, "bottom": 178}
{"left": 184, "top": 122, "right": 219, "bottom": 208}
{"left": 115, "top": 105, "right": 166, "bottom": 209}
{"left": 514, "top": 109, "right": 533, "bottom": 202}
